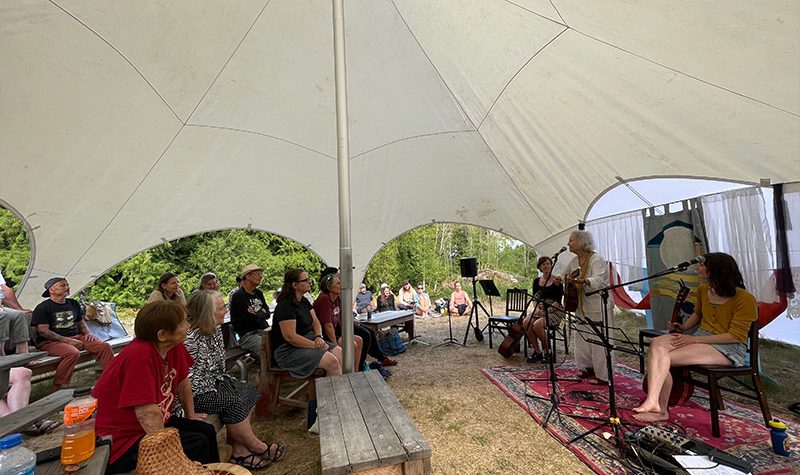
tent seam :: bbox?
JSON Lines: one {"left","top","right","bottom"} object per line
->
{"left": 48, "top": 0, "right": 183, "bottom": 123}
{"left": 185, "top": 0, "right": 274, "bottom": 125}
{"left": 478, "top": 28, "right": 568, "bottom": 129}
{"left": 184, "top": 124, "right": 336, "bottom": 160}
{"left": 503, "top": 0, "right": 567, "bottom": 27}
{"left": 389, "top": 0, "right": 478, "bottom": 132}
{"left": 65, "top": 125, "right": 185, "bottom": 276}
{"left": 350, "top": 130, "right": 475, "bottom": 160}
{"left": 571, "top": 30, "right": 800, "bottom": 119}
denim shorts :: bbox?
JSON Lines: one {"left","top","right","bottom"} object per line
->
{"left": 694, "top": 328, "right": 747, "bottom": 367}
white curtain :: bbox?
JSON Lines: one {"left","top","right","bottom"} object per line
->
{"left": 585, "top": 210, "right": 646, "bottom": 285}
{"left": 781, "top": 182, "right": 800, "bottom": 319}
{"left": 701, "top": 187, "right": 778, "bottom": 303}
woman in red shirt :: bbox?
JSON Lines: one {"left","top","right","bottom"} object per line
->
{"left": 93, "top": 300, "right": 219, "bottom": 474}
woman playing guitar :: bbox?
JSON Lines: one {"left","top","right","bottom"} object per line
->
{"left": 634, "top": 253, "right": 757, "bottom": 422}
{"left": 521, "top": 256, "right": 564, "bottom": 363}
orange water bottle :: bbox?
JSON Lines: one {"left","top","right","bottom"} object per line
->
{"left": 61, "top": 390, "right": 97, "bottom": 466}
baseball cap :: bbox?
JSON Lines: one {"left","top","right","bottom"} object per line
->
{"left": 200, "top": 272, "right": 218, "bottom": 286}
{"left": 240, "top": 264, "right": 263, "bottom": 278}
{"left": 359, "top": 283, "right": 366, "bottom": 289}
{"left": 402, "top": 279, "right": 410, "bottom": 285}
{"left": 380, "top": 283, "right": 389, "bottom": 289}
{"left": 42, "top": 277, "right": 67, "bottom": 297}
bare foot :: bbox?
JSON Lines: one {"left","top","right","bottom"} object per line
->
{"left": 633, "top": 411, "right": 669, "bottom": 422}
{"left": 632, "top": 401, "right": 661, "bottom": 414}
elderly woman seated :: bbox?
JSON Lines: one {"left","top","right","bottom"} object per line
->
{"left": 184, "top": 290, "right": 285, "bottom": 470}
{"left": 93, "top": 301, "right": 219, "bottom": 474}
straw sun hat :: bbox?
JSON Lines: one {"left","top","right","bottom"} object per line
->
{"left": 135, "top": 428, "right": 251, "bottom": 475}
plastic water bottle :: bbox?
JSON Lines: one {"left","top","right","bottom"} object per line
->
{"left": 60, "top": 392, "right": 97, "bottom": 466}
{"left": 769, "top": 419, "right": 790, "bottom": 456}
{"left": 0, "top": 433, "right": 36, "bottom": 475}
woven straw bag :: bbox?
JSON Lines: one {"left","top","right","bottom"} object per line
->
{"left": 135, "top": 428, "right": 215, "bottom": 475}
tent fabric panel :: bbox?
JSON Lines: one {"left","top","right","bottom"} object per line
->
{"left": 344, "top": 0, "right": 476, "bottom": 156}
{"left": 56, "top": 126, "right": 342, "bottom": 299}
{"left": 58, "top": 0, "right": 268, "bottom": 122}
{"left": 394, "top": 0, "right": 566, "bottom": 125}
{"left": 0, "top": 0, "right": 182, "bottom": 289}
{"left": 481, "top": 30, "right": 800, "bottom": 238}
{"left": 189, "top": 0, "right": 338, "bottom": 157}
{"left": 554, "top": 0, "right": 800, "bottom": 114}
{"left": 349, "top": 131, "right": 533, "bottom": 275}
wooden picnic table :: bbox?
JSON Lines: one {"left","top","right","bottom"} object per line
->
{"left": 358, "top": 310, "right": 415, "bottom": 340}
{"left": 317, "top": 371, "right": 431, "bottom": 474}
{"left": 0, "top": 389, "right": 74, "bottom": 439}
{"left": 36, "top": 444, "right": 110, "bottom": 475}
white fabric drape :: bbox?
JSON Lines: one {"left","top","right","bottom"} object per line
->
{"left": 781, "top": 182, "right": 800, "bottom": 319}
{"left": 585, "top": 210, "right": 645, "bottom": 285}
{"left": 701, "top": 187, "right": 777, "bottom": 303}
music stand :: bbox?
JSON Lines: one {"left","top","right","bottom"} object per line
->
{"left": 478, "top": 279, "right": 501, "bottom": 315}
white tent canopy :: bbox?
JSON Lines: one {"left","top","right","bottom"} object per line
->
{"left": 2, "top": 1, "right": 799, "bottom": 306}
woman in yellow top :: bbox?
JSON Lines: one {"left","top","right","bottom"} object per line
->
{"left": 633, "top": 252, "right": 757, "bottom": 422}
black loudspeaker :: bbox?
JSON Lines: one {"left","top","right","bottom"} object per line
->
{"left": 460, "top": 257, "right": 478, "bottom": 278}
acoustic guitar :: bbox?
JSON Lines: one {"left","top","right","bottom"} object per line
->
{"left": 642, "top": 282, "right": 694, "bottom": 406}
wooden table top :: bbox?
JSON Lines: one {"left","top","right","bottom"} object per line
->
{"left": 36, "top": 444, "right": 109, "bottom": 475}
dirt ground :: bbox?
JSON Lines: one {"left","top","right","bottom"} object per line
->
{"left": 23, "top": 310, "right": 800, "bottom": 474}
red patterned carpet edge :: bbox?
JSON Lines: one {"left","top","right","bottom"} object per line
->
{"left": 481, "top": 362, "right": 798, "bottom": 474}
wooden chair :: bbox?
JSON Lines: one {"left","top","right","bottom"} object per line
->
{"left": 487, "top": 289, "right": 528, "bottom": 350}
{"left": 255, "top": 328, "right": 325, "bottom": 417}
{"left": 683, "top": 321, "right": 771, "bottom": 438}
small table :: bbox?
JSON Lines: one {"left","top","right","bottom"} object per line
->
{"left": 358, "top": 310, "right": 415, "bottom": 340}
{"left": 36, "top": 444, "right": 110, "bottom": 475}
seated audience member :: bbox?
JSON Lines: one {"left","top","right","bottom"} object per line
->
{"left": 147, "top": 272, "right": 187, "bottom": 306}
{"left": 1, "top": 268, "right": 31, "bottom": 356}
{"left": 229, "top": 264, "right": 270, "bottom": 355}
{"left": 93, "top": 301, "right": 219, "bottom": 474}
{"left": 184, "top": 291, "right": 284, "bottom": 470}
{"left": 270, "top": 269, "right": 342, "bottom": 378}
{"left": 449, "top": 282, "right": 472, "bottom": 316}
{"left": 313, "top": 273, "right": 363, "bottom": 372}
{"left": 396, "top": 280, "right": 418, "bottom": 311}
{"left": 415, "top": 284, "right": 433, "bottom": 317}
{"left": 633, "top": 252, "right": 757, "bottom": 423}
{"left": 353, "top": 283, "right": 375, "bottom": 315}
{"left": 31, "top": 278, "right": 113, "bottom": 390}
{"left": 198, "top": 272, "right": 221, "bottom": 292}
{"left": 375, "top": 285, "right": 396, "bottom": 312}
{"left": 522, "top": 256, "right": 564, "bottom": 364}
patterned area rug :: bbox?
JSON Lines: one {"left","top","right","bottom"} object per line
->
{"left": 482, "top": 362, "right": 798, "bottom": 474}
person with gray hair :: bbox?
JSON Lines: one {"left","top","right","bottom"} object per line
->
{"left": 555, "top": 230, "right": 614, "bottom": 385}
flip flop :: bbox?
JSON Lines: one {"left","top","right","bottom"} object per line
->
{"left": 21, "top": 419, "right": 62, "bottom": 436}
{"left": 229, "top": 453, "right": 270, "bottom": 470}
{"left": 257, "top": 442, "right": 286, "bottom": 462}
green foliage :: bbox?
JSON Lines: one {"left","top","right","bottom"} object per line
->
{"left": 1, "top": 206, "right": 538, "bottom": 307}
{"left": 0, "top": 208, "right": 31, "bottom": 284}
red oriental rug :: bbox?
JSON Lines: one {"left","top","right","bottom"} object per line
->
{"left": 481, "top": 362, "right": 798, "bottom": 474}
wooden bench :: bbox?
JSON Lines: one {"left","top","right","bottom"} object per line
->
{"left": 255, "top": 328, "right": 325, "bottom": 417}
{"left": 317, "top": 371, "right": 431, "bottom": 475}
{"left": 27, "top": 335, "right": 133, "bottom": 383}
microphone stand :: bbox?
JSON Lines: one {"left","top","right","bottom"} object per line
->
{"left": 566, "top": 263, "right": 696, "bottom": 447}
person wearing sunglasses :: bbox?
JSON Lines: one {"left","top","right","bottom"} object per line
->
{"left": 270, "top": 269, "right": 342, "bottom": 378}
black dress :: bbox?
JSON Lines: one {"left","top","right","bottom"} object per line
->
{"left": 532, "top": 277, "right": 564, "bottom": 326}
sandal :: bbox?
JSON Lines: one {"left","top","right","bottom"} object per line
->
{"left": 21, "top": 419, "right": 63, "bottom": 436}
{"left": 229, "top": 453, "right": 271, "bottom": 470}
{"left": 577, "top": 368, "right": 595, "bottom": 380}
{"left": 257, "top": 442, "right": 286, "bottom": 462}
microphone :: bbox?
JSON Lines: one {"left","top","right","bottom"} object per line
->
{"left": 671, "top": 255, "right": 705, "bottom": 270}
{"left": 551, "top": 246, "right": 567, "bottom": 259}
